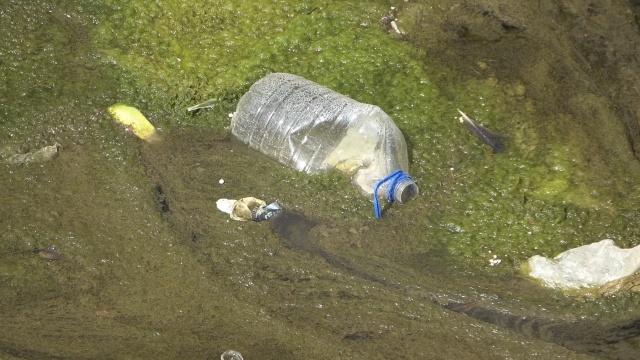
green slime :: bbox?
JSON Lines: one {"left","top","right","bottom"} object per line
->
{"left": 2, "top": 0, "right": 640, "bottom": 358}
{"left": 90, "top": 0, "right": 640, "bottom": 269}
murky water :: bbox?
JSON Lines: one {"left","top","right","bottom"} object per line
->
{"left": 2, "top": 1, "right": 640, "bottom": 359}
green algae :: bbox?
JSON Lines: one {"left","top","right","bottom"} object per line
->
{"left": 93, "top": 1, "right": 439, "bottom": 127}
{"left": 3, "top": 0, "right": 640, "bottom": 358}
{"left": 87, "top": 0, "right": 640, "bottom": 272}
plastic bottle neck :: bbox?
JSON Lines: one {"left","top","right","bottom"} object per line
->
{"left": 373, "top": 170, "right": 419, "bottom": 219}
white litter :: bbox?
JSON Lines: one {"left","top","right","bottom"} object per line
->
{"left": 216, "top": 199, "right": 236, "bottom": 215}
{"left": 527, "top": 239, "right": 640, "bottom": 289}
{"left": 216, "top": 197, "right": 280, "bottom": 222}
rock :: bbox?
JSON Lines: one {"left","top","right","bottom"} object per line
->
{"left": 6, "top": 143, "right": 61, "bottom": 164}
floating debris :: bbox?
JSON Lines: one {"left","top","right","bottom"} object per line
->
{"left": 187, "top": 98, "right": 216, "bottom": 112}
{"left": 526, "top": 239, "right": 640, "bottom": 291}
{"left": 458, "top": 109, "right": 507, "bottom": 153}
{"left": 217, "top": 197, "right": 282, "bottom": 222}
{"left": 7, "top": 143, "right": 61, "bottom": 164}
{"left": 252, "top": 202, "right": 282, "bottom": 222}
{"left": 37, "top": 247, "right": 62, "bottom": 261}
{"left": 220, "top": 350, "right": 243, "bottom": 360}
{"left": 107, "top": 103, "right": 161, "bottom": 143}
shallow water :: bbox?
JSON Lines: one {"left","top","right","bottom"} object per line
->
{"left": 2, "top": 0, "right": 640, "bottom": 359}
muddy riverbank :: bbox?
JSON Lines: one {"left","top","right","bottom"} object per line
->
{"left": 2, "top": 0, "right": 640, "bottom": 358}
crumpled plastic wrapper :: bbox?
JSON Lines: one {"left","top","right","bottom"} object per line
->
{"left": 526, "top": 239, "right": 640, "bottom": 290}
{"left": 216, "top": 197, "right": 281, "bottom": 222}
{"left": 220, "top": 350, "right": 243, "bottom": 360}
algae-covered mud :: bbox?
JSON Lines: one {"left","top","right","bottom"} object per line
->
{"left": 2, "top": 0, "right": 640, "bottom": 358}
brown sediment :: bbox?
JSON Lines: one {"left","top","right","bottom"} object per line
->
{"left": 273, "top": 209, "right": 640, "bottom": 358}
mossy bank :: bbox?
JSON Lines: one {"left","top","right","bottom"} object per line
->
{"left": 2, "top": 0, "right": 640, "bottom": 358}
{"left": 92, "top": 0, "right": 640, "bottom": 269}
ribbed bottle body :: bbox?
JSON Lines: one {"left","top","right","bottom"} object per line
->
{"left": 232, "top": 73, "right": 412, "bottom": 196}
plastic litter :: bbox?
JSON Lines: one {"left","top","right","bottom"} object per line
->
{"left": 187, "top": 98, "right": 216, "bottom": 112}
{"left": 229, "top": 73, "right": 418, "bottom": 218}
{"left": 220, "top": 350, "right": 243, "bottom": 360}
{"left": 526, "top": 239, "right": 640, "bottom": 290}
{"left": 216, "top": 197, "right": 282, "bottom": 222}
{"left": 108, "top": 103, "right": 161, "bottom": 143}
{"left": 373, "top": 169, "right": 416, "bottom": 219}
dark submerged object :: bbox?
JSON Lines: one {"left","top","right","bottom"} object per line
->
{"left": 458, "top": 109, "right": 508, "bottom": 153}
{"left": 37, "top": 247, "right": 62, "bottom": 261}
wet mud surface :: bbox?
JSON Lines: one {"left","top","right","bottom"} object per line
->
{"left": 3, "top": 0, "right": 640, "bottom": 359}
{"left": 273, "top": 202, "right": 640, "bottom": 359}
{"left": 140, "top": 130, "right": 638, "bottom": 359}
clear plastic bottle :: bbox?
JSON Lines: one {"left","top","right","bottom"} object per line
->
{"left": 231, "top": 73, "right": 418, "bottom": 217}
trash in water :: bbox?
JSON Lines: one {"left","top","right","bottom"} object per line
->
{"left": 458, "top": 109, "right": 507, "bottom": 153}
{"left": 37, "top": 247, "right": 62, "bottom": 261}
{"left": 107, "top": 103, "right": 161, "bottom": 143}
{"left": 216, "top": 197, "right": 282, "bottom": 222}
{"left": 525, "top": 239, "right": 640, "bottom": 290}
{"left": 252, "top": 201, "right": 282, "bottom": 221}
{"left": 7, "top": 143, "right": 61, "bottom": 164}
{"left": 220, "top": 350, "right": 243, "bottom": 360}
{"left": 186, "top": 98, "right": 216, "bottom": 112}
{"left": 198, "top": 73, "right": 418, "bottom": 219}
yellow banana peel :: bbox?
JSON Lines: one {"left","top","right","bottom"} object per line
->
{"left": 107, "top": 103, "right": 161, "bottom": 143}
